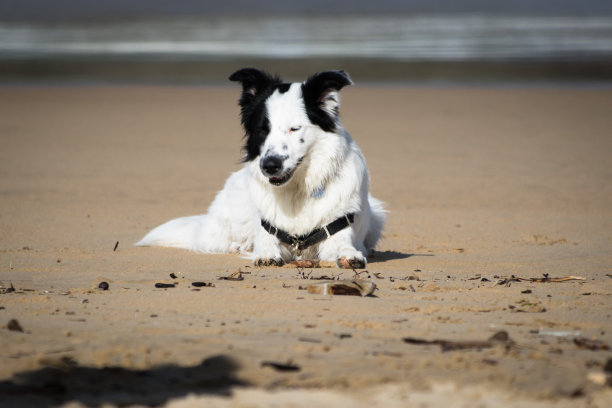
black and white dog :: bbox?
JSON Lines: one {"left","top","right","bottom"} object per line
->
{"left": 136, "top": 68, "right": 385, "bottom": 268}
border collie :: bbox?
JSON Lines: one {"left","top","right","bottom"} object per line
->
{"left": 136, "top": 68, "right": 385, "bottom": 268}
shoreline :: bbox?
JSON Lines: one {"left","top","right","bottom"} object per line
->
{"left": 2, "top": 57, "right": 612, "bottom": 86}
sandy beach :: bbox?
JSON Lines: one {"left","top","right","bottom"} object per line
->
{"left": 0, "top": 85, "right": 611, "bottom": 407}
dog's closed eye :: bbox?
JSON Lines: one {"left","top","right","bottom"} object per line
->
{"left": 289, "top": 126, "right": 302, "bottom": 132}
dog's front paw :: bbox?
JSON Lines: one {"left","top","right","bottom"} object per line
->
{"left": 255, "top": 257, "right": 285, "bottom": 267}
{"left": 337, "top": 256, "right": 366, "bottom": 269}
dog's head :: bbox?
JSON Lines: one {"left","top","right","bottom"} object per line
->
{"left": 229, "top": 68, "right": 352, "bottom": 186}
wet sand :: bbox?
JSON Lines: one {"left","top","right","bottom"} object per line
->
{"left": 0, "top": 85, "right": 611, "bottom": 407}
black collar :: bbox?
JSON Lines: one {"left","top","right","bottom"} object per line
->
{"left": 261, "top": 213, "right": 355, "bottom": 251}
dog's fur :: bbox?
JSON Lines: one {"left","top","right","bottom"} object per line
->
{"left": 136, "top": 68, "right": 385, "bottom": 268}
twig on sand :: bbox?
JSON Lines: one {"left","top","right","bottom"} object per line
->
{"left": 497, "top": 274, "right": 586, "bottom": 286}
{"left": 529, "top": 275, "right": 586, "bottom": 283}
{"left": 403, "top": 330, "right": 514, "bottom": 352}
{"left": 218, "top": 270, "right": 244, "bottom": 281}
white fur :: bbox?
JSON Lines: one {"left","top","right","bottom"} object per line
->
{"left": 136, "top": 76, "right": 385, "bottom": 267}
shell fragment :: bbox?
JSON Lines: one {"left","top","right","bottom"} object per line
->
{"left": 307, "top": 279, "right": 376, "bottom": 296}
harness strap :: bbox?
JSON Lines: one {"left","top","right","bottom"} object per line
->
{"left": 261, "top": 213, "right": 355, "bottom": 251}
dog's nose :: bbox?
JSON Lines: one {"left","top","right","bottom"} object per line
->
{"left": 260, "top": 155, "right": 284, "bottom": 176}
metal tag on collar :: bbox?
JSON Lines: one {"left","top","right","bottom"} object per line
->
{"left": 289, "top": 235, "right": 301, "bottom": 252}
{"left": 294, "top": 239, "right": 304, "bottom": 255}
{"left": 311, "top": 186, "right": 325, "bottom": 199}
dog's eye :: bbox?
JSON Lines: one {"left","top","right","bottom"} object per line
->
{"left": 289, "top": 126, "right": 302, "bottom": 132}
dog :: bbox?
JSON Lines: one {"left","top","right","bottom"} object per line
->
{"left": 136, "top": 68, "right": 385, "bottom": 268}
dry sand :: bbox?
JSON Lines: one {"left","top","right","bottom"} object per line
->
{"left": 0, "top": 85, "right": 611, "bottom": 407}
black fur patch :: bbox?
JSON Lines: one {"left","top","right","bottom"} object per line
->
{"left": 229, "top": 68, "right": 282, "bottom": 161}
{"left": 301, "top": 71, "right": 352, "bottom": 133}
{"left": 277, "top": 83, "right": 291, "bottom": 93}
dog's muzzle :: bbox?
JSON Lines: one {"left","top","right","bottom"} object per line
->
{"left": 260, "top": 155, "right": 295, "bottom": 186}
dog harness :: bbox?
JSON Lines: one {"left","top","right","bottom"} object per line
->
{"left": 261, "top": 213, "right": 355, "bottom": 252}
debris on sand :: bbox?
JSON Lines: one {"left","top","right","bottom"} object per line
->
{"left": 403, "top": 330, "right": 514, "bottom": 352}
{"left": 191, "top": 282, "right": 215, "bottom": 288}
{"left": 307, "top": 279, "right": 376, "bottom": 297}
{"left": 509, "top": 299, "right": 547, "bottom": 313}
{"left": 97, "top": 282, "right": 110, "bottom": 291}
{"left": 154, "top": 283, "right": 176, "bottom": 288}
{"left": 574, "top": 337, "right": 610, "bottom": 351}
{"left": 0, "top": 282, "right": 16, "bottom": 294}
{"left": 283, "top": 260, "right": 336, "bottom": 268}
{"left": 496, "top": 274, "right": 586, "bottom": 286}
{"left": 261, "top": 361, "right": 301, "bottom": 372}
{"left": 218, "top": 271, "right": 244, "bottom": 281}
{"left": 297, "top": 270, "right": 341, "bottom": 280}
{"left": 496, "top": 276, "right": 524, "bottom": 286}
{"left": 7, "top": 318, "right": 24, "bottom": 332}
{"left": 530, "top": 274, "right": 586, "bottom": 283}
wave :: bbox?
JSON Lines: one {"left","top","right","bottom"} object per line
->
{"left": 2, "top": 15, "right": 612, "bottom": 61}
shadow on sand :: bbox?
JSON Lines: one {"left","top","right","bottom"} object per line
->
{"left": 0, "top": 354, "right": 247, "bottom": 407}
{"left": 368, "top": 250, "right": 434, "bottom": 263}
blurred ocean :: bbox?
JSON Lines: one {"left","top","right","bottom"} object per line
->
{"left": 1, "top": 14, "right": 612, "bottom": 84}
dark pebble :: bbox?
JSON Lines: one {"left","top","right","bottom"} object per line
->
{"left": 7, "top": 318, "right": 23, "bottom": 332}
{"left": 98, "top": 282, "right": 109, "bottom": 290}
{"left": 169, "top": 273, "right": 178, "bottom": 279}
{"left": 155, "top": 283, "right": 176, "bottom": 288}
{"left": 489, "top": 330, "right": 510, "bottom": 342}
{"left": 192, "top": 281, "right": 214, "bottom": 287}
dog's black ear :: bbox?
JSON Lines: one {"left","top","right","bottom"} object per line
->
{"left": 229, "top": 68, "right": 281, "bottom": 162}
{"left": 229, "top": 68, "right": 280, "bottom": 104}
{"left": 302, "top": 70, "right": 353, "bottom": 132}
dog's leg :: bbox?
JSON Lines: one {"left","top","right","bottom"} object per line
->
{"left": 252, "top": 226, "right": 285, "bottom": 266}
{"left": 318, "top": 227, "right": 367, "bottom": 269}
